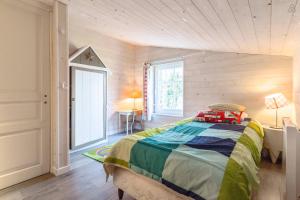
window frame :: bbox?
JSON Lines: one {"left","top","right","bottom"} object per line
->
{"left": 152, "top": 59, "right": 184, "bottom": 117}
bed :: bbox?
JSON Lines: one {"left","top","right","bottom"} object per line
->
{"left": 104, "top": 118, "right": 264, "bottom": 200}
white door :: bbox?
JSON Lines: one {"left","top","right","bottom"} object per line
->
{"left": 71, "top": 68, "right": 107, "bottom": 149}
{"left": 0, "top": 0, "right": 50, "bottom": 189}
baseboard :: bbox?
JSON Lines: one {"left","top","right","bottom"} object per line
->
{"left": 108, "top": 129, "right": 143, "bottom": 136}
{"left": 107, "top": 129, "right": 124, "bottom": 136}
{"left": 51, "top": 165, "right": 71, "bottom": 176}
{"left": 108, "top": 131, "right": 124, "bottom": 136}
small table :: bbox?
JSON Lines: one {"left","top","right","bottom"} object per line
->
{"left": 118, "top": 109, "right": 142, "bottom": 135}
{"left": 263, "top": 125, "right": 283, "bottom": 163}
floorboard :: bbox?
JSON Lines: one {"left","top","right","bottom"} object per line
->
{"left": 0, "top": 133, "right": 282, "bottom": 200}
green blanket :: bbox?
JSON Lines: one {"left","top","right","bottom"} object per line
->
{"left": 104, "top": 119, "right": 264, "bottom": 200}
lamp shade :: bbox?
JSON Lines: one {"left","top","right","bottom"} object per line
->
{"left": 130, "top": 90, "right": 142, "bottom": 99}
{"left": 265, "top": 93, "right": 288, "bottom": 109}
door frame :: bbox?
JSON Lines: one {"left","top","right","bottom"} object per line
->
{"left": 50, "top": 0, "right": 71, "bottom": 176}
{"left": 70, "top": 66, "right": 107, "bottom": 150}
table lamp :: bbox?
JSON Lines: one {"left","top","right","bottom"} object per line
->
{"left": 264, "top": 93, "right": 288, "bottom": 128}
{"left": 130, "top": 89, "right": 142, "bottom": 110}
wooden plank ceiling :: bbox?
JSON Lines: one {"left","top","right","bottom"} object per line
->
{"left": 69, "top": 0, "right": 300, "bottom": 56}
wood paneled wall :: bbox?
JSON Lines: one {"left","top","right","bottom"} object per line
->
{"left": 293, "top": 51, "right": 300, "bottom": 126}
{"left": 52, "top": 1, "right": 70, "bottom": 174}
{"left": 68, "top": 27, "right": 293, "bottom": 132}
{"left": 69, "top": 25, "right": 136, "bottom": 135}
{"left": 135, "top": 46, "right": 293, "bottom": 128}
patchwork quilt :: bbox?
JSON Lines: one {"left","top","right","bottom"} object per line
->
{"left": 104, "top": 118, "right": 264, "bottom": 200}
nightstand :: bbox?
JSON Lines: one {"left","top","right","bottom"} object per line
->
{"left": 263, "top": 125, "right": 283, "bottom": 163}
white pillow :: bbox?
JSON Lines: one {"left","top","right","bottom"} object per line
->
{"left": 208, "top": 103, "right": 246, "bottom": 112}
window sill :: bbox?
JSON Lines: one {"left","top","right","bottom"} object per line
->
{"left": 152, "top": 113, "right": 184, "bottom": 118}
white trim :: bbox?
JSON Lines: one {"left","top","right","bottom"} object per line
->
{"left": 64, "top": 0, "right": 71, "bottom": 171}
{"left": 50, "top": 0, "right": 59, "bottom": 175}
{"left": 50, "top": 0, "right": 69, "bottom": 177}
{"left": 152, "top": 113, "right": 184, "bottom": 118}
{"left": 69, "top": 46, "right": 89, "bottom": 62}
{"left": 282, "top": 117, "right": 300, "bottom": 200}
{"left": 153, "top": 60, "right": 184, "bottom": 116}
{"left": 51, "top": 165, "right": 71, "bottom": 176}
{"left": 69, "top": 46, "right": 104, "bottom": 65}
{"left": 69, "top": 62, "right": 111, "bottom": 74}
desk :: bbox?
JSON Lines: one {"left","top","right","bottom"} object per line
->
{"left": 118, "top": 110, "right": 142, "bottom": 135}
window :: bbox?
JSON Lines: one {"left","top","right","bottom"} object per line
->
{"left": 152, "top": 60, "right": 183, "bottom": 116}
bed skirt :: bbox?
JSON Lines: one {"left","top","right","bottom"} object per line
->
{"left": 112, "top": 167, "right": 192, "bottom": 200}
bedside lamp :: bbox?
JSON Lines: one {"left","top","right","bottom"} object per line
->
{"left": 130, "top": 89, "right": 142, "bottom": 110}
{"left": 265, "top": 93, "right": 288, "bottom": 128}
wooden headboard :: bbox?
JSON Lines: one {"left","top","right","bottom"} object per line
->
{"left": 282, "top": 117, "right": 300, "bottom": 200}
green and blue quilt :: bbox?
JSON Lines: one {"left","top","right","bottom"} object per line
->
{"left": 104, "top": 118, "right": 264, "bottom": 200}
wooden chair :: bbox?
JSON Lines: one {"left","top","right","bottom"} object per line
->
{"left": 130, "top": 110, "right": 144, "bottom": 134}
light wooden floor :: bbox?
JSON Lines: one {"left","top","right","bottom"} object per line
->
{"left": 0, "top": 134, "right": 283, "bottom": 200}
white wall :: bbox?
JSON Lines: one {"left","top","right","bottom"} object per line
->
{"left": 69, "top": 25, "right": 136, "bottom": 135}
{"left": 293, "top": 50, "right": 300, "bottom": 126}
{"left": 135, "top": 46, "right": 293, "bottom": 128}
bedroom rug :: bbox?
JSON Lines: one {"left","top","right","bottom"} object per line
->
{"left": 83, "top": 144, "right": 114, "bottom": 163}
